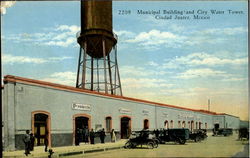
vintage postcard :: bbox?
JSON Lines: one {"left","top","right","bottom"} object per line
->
{"left": 1, "top": 0, "right": 249, "bottom": 157}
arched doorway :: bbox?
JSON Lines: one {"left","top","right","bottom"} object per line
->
{"left": 164, "top": 120, "right": 169, "bottom": 129}
{"left": 32, "top": 111, "right": 51, "bottom": 147}
{"left": 178, "top": 121, "right": 181, "bottom": 128}
{"left": 143, "top": 119, "right": 149, "bottom": 129}
{"left": 182, "top": 121, "right": 186, "bottom": 128}
{"left": 73, "top": 114, "right": 91, "bottom": 145}
{"left": 170, "top": 120, "right": 173, "bottom": 128}
{"left": 120, "top": 116, "right": 131, "bottom": 139}
{"left": 199, "top": 122, "right": 202, "bottom": 129}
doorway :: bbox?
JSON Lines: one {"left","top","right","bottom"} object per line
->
{"left": 143, "top": 119, "right": 149, "bottom": 129}
{"left": 199, "top": 122, "right": 202, "bottom": 129}
{"left": 164, "top": 120, "right": 169, "bottom": 129}
{"left": 121, "top": 117, "right": 131, "bottom": 139}
{"left": 75, "top": 116, "right": 89, "bottom": 145}
{"left": 34, "top": 113, "right": 48, "bottom": 146}
{"left": 214, "top": 123, "right": 219, "bottom": 130}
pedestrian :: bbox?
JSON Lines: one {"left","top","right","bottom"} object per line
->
{"left": 155, "top": 129, "right": 159, "bottom": 138}
{"left": 84, "top": 126, "right": 89, "bottom": 144}
{"left": 44, "top": 136, "right": 48, "bottom": 152}
{"left": 29, "top": 133, "right": 35, "bottom": 151}
{"left": 75, "top": 128, "right": 80, "bottom": 146}
{"left": 111, "top": 129, "right": 116, "bottom": 142}
{"left": 79, "top": 128, "right": 84, "bottom": 143}
{"left": 90, "top": 128, "right": 95, "bottom": 144}
{"left": 100, "top": 128, "right": 106, "bottom": 143}
{"left": 23, "top": 130, "right": 31, "bottom": 156}
{"left": 48, "top": 149, "right": 54, "bottom": 158}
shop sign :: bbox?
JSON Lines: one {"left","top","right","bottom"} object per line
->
{"left": 72, "top": 103, "right": 91, "bottom": 111}
{"left": 119, "top": 108, "right": 131, "bottom": 114}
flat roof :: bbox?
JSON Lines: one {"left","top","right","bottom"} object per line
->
{"left": 3, "top": 75, "right": 232, "bottom": 117}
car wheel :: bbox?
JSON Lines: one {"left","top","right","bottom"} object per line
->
{"left": 147, "top": 142, "right": 154, "bottom": 149}
{"left": 179, "top": 138, "right": 186, "bottom": 144}
{"left": 153, "top": 140, "right": 158, "bottom": 148}
{"left": 125, "top": 141, "right": 132, "bottom": 149}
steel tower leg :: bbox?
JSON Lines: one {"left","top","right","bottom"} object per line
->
{"left": 102, "top": 38, "right": 108, "bottom": 93}
{"left": 76, "top": 47, "right": 82, "bottom": 88}
{"left": 81, "top": 41, "right": 87, "bottom": 89}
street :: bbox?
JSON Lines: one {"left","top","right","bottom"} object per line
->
{"left": 64, "top": 133, "right": 249, "bottom": 157}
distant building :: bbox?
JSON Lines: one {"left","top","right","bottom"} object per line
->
{"left": 2, "top": 75, "right": 240, "bottom": 151}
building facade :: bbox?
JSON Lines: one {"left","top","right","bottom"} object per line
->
{"left": 2, "top": 75, "right": 240, "bottom": 151}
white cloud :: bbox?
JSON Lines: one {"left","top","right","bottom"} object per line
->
{"left": 125, "top": 29, "right": 186, "bottom": 49}
{"left": 122, "top": 27, "right": 247, "bottom": 49}
{"left": 147, "top": 61, "right": 159, "bottom": 67}
{"left": 122, "top": 77, "right": 173, "bottom": 89}
{"left": 120, "top": 65, "right": 167, "bottom": 77}
{"left": 199, "top": 27, "right": 247, "bottom": 36}
{"left": 160, "top": 86, "right": 246, "bottom": 97}
{"left": 0, "top": 1, "right": 16, "bottom": 15}
{"left": 3, "top": 54, "right": 47, "bottom": 64}
{"left": 44, "top": 37, "right": 76, "bottom": 47}
{"left": 2, "top": 54, "right": 73, "bottom": 64}
{"left": 4, "top": 25, "right": 81, "bottom": 48}
{"left": 114, "top": 30, "right": 135, "bottom": 37}
{"left": 161, "top": 87, "right": 209, "bottom": 96}
{"left": 221, "top": 77, "right": 247, "bottom": 82}
{"left": 163, "top": 52, "right": 247, "bottom": 69}
{"left": 176, "top": 68, "right": 227, "bottom": 79}
{"left": 41, "top": 71, "right": 76, "bottom": 86}
{"left": 184, "top": 27, "right": 248, "bottom": 45}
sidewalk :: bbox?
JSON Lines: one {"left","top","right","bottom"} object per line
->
{"left": 3, "top": 140, "right": 127, "bottom": 158}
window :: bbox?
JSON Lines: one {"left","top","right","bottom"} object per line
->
{"left": 205, "top": 123, "right": 207, "bottom": 129}
{"left": 178, "top": 121, "right": 181, "bottom": 128}
{"left": 105, "top": 117, "right": 112, "bottom": 132}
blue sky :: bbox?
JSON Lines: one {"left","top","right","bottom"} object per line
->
{"left": 1, "top": 1, "right": 248, "bottom": 120}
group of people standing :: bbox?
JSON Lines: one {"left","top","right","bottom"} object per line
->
{"left": 23, "top": 130, "right": 34, "bottom": 156}
{"left": 76, "top": 127, "right": 117, "bottom": 145}
{"left": 23, "top": 130, "right": 49, "bottom": 156}
{"left": 76, "top": 126, "right": 91, "bottom": 145}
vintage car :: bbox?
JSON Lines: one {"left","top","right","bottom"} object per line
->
{"left": 213, "top": 128, "right": 233, "bottom": 136}
{"left": 189, "top": 129, "right": 208, "bottom": 142}
{"left": 124, "top": 130, "right": 158, "bottom": 149}
{"left": 238, "top": 128, "right": 249, "bottom": 140}
{"left": 157, "top": 128, "right": 190, "bottom": 144}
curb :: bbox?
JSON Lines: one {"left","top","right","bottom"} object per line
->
{"left": 59, "top": 145, "right": 125, "bottom": 157}
{"left": 3, "top": 145, "right": 125, "bottom": 158}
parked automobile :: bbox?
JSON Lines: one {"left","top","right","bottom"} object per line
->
{"left": 238, "top": 128, "right": 249, "bottom": 140}
{"left": 213, "top": 128, "right": 233, "bottom": 136}
{"left": 189, "top": 129, "right": 207, "bottom": 142}
{"left": 157, "top": 128, "right": 190, "bottom": 144}
{"left": 124, "top": 130, "right": 158, "bottom": 149}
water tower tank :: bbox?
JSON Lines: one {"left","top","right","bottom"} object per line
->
{"left": 77, "top": 0, "right": 117, "bottom": 59}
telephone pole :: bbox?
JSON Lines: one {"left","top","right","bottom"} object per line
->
{"left": 208, "top": 99, "right": 210, "bottom": 111}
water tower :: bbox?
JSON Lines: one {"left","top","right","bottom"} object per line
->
{"left": 76, "top": 0, "right": 122, "bottom": 96}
